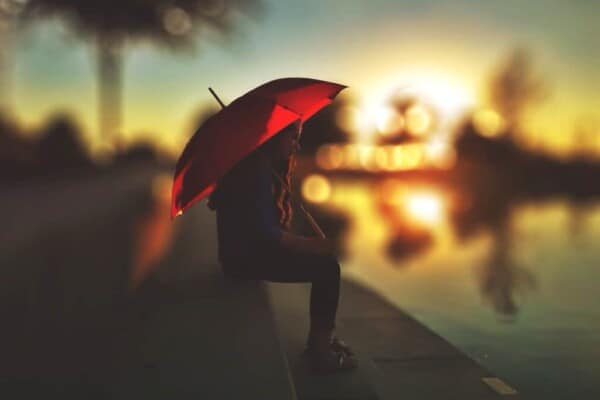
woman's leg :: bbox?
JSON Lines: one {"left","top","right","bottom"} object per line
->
{"left": 231, "top": 250, "right": 357, "bottom": 372}
{"left": 235, "top": 249, "right": 341, "bottom": 339}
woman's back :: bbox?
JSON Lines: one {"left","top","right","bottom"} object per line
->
{"left": 211, "top": 152, "right": 284, "bottom": 266}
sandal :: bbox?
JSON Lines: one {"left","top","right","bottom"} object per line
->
{"left": 304, "top": 335, "right": 355, "bottom": 357}
{"left": 308, "top": 349, "right": 358, "bottom": 374}
{"left": 331, "top": 336, "right": 355, "bottom": 357}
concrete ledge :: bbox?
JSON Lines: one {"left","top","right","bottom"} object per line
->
{"left": 0, "top": 169, "right": 296, "bottom": 400}
{"left": 105, "top": 198, "right": 297, "bottom": 399}
{"left": 108, "top": 273, "right": 296, "bottom": 400}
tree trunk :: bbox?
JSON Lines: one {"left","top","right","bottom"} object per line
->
{"left": 0, "top": 27, "right": 15, "bottom": 116}
{"left": 96, "top": 33, "right": 123, "bottom": 148}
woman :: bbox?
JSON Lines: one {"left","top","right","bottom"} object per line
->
{"left": 207, "top": 122, "right": 357, "bottom": 374}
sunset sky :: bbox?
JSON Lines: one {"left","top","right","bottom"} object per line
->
{"left": 5, "top": 0, "right": 600, "bottom": 157}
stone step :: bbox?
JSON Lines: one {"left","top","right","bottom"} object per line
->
{"left": 106, "top": 199, "right": 297, "bottom": 399}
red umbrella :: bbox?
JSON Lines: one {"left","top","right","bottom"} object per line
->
{"left": 170, "top": 77, "right": 347, "bottom": 219}
{"left": 171, "top": 78, "right": 346, "bottom": 219}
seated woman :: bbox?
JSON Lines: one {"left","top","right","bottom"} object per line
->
{"left": 207, "top": 122, "right": 357, "bottom": 374}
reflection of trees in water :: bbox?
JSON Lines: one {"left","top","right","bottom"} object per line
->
{"left": 477, "top": 216, "right": 536, "bottom": 320}
{"left": 384, "top": 231, "right": 432, "bottom": 266}
{"left": 374, "top": 190, "right": 434, "bottom": 266}
{"left": 450, "top": 158, "right": 537, "bottom": 318}
{"left": 450, "top": 110, "right": 600, "bottom": 317}
{"left": 566, "top": 199, "right": 597, "bottom": 244}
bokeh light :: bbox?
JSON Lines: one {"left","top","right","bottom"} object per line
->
{"left": 397, "top": 143, "right": 424, "bottom": 170}
{"left": 425, "top": 139, "right": 457, "bottom": 169}
{"left": 473, "top": 108, "right": 506, "bottom": 138}
{"left": 375, "top": 106, "right": 404, "bottom": 136}
{"left": 405, "top": 192, "right": 444, "bottom": 226}
{"left": 163, "top": 7, "right": 193, "bottom": 36}
{"left": 302, "top": 174, "right": 332, "bottom": 203}
{"left": 405, "top": 104, "right": 432, "bottom": 136}
{"left": 316, "top": 144, "right": 344, "bottom": 170}
{"left": 335, "top": 105, "right": 372, "bottom": 142}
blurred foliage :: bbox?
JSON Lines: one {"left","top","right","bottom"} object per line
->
{"left": 487, "top": 47, "right": 549, "bottom": 133}
{"left": 0, "top": 111, "right": 170, "bottom": 182}
{"left": 299, "top": 97, "right": 350, "bottom": 155}
{"left": 18, "top": 0, "right": 263, "bottom": 49}
{"left": 36, "top": 113, "right": 91, "bottom": 169}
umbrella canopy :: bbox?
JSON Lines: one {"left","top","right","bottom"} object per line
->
{"left": 171, "top": 77, "right": 347, "bottom": 219}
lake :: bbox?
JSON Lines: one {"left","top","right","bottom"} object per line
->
{"left": 308, "top": 176, "right": 600, "bottom": 399}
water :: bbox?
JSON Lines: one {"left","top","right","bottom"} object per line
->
{"left": 313, "top": 177, "right": 600, "bottom": 399}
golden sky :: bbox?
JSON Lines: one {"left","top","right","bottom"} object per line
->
{"left": 4, "top": 0, "right": 600, "bottom": 158}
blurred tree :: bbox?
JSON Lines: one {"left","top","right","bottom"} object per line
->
{"left": 36, "top": 112, "right": 92, "bottom": 170}
{"left": 114, "top": 139, "right": 159, "bottom": 165}
{"left": 487, "top": 47, "right": 548, "bottom": 136}
{"left": 572, "top": 115, "right": 599, "bottom": 160}
{"left": 0, "top": 111, "right": 35, "bottom": 166}
{"left": 298, "top": 97, "right": 350, "bottom": 155}
{"left": 377, "top": 95, "right": 438, "bottom": 145}
{"left": 18, "top": 0, "right": 262, "bottom": 145}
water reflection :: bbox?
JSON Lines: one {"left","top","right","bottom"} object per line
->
{"left": 303, "top": 175, "right": 600, "bottom": 398}
{"left": 477, "top": 215, "right": 536, "bottom": 320}
{"left": 304, "top": 176, "right": 564, "bottom": 319}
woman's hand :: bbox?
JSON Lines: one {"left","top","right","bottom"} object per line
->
{"left": 279, "top": 231, "right": 337, "bottom": 257}
{"left": 314, "top": 237, "right": 337, "bottom": 256}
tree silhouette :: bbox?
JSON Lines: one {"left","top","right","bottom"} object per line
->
{"left": 36, "top": 112, "right": 92, "bottom": 170}
{"left": 299, "top": 97, "right": 350, "bottom": 155}
{"left": 18, "top": 0, "right": 262, "bottom": 145}
{"left": 487, "top": 47, "right": 548, "bottom": 136}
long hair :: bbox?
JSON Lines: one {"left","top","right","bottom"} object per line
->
{"left": 207, "top": 125, "right": 298, "bottom": 230}
{"left": 269, "top": 151, "right": 295, "bottom": 230}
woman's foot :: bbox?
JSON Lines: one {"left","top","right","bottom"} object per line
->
{"left": 308, "top": 348, "right": 358, "bottom": 374}
{"left": 331, "top": 336, "right": 355, "bottom": 357}
{"left": 304, "top": 335, "right": 355, "bottom": 357}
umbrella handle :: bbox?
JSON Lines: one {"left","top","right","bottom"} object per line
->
{"left": 298, "top": 202, "right": 327, "bottom": 239}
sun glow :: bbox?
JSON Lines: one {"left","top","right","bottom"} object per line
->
{"left": 405, "top": 192, "right": 443, "bottom": 226}
{"left": 362, "top": 70, "right": 477, "bottom": 134}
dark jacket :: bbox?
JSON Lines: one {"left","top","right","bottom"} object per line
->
{"left": 212, "top": 152, "right": 284, "bottom": 267}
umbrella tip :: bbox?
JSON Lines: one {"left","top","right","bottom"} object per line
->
{"left": 170, "top": 209, "right": 183, "bottom": 220}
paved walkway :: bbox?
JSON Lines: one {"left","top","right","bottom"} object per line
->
{"left": 268, "top": 276, "right": 524, "bottom": 399}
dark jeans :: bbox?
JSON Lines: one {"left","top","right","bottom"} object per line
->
{"left": 222, "top": 248, "right": 340, "bottom": 331}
